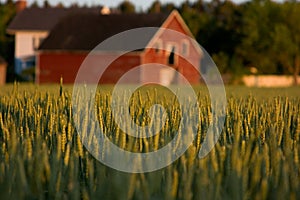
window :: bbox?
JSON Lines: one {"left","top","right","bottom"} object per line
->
{"left": 32, "top": 36, "right": 45, "bottom": 50}
{"left": 166, "top": 43, "right": 178, "bottom": 66}
{"left": 181, "top": 40, "right": 189, "bottom": 56}
{"left": 153, "top": 39, "right": 162, "bottom": 54}
{"left": 168, "top": 46, "right": 175, "bottom": 65}
{"left": 32, "top": 37, "right": 38, "bottom": 50}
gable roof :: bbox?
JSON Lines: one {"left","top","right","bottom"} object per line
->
{"left": 7, "top": 7, "right": 102, "bottom": 33}
{"left": 0, "top": 56, "right": 6, "bottom": 64}
{"left": 38, "top": 12, "right": 169, "bottom": 51}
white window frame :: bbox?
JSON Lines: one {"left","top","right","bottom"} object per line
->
{"left": 32, "top": 37, "right": 38, "bottom": 50}
{"left": 166, "top": 42, "right": 179, "bottom": 66}
{"left": 33, "top": 36, "right": 45, "bottom": 51}
{"left": 181, "top": 39, "right": 189, "bottom": 56}
{"left": 153, "top": 39, "right": 163, "bottom": 54}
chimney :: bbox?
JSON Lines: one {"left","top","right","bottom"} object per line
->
{"left": 16, "top": 0, "right": 27, "bottom": 13}
{"left": 100, "top": 6, "right": 110, "bottom": 15}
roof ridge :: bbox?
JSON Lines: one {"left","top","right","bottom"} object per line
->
{"left": 39, "top": 12, "right": 169, "bottom": 51}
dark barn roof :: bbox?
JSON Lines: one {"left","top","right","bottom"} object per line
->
{"left": 0, "top": 56, "right": 6, "bottom": 64}
{"left": 39, "top": 13, "right": 168, "bottom": 51}
{"left": 7, "top": 7, "right": 102, "bottom": 32}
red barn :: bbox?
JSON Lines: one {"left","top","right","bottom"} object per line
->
{"left": 37, "top": 10, "right": 203, "bottom": 85}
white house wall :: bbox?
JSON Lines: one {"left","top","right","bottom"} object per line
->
{"left": 15, "top": 31, "right": 48, "bottom": 58}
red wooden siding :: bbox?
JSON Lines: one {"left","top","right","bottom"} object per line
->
{"left": 38, "top": 52, "right": 141, "bottom": 84}
{"left": 38, "top": 52, "right": 87, "bottom": 84}
{"left": 99, "top": 54, "right": 141, "bottom": 84}
{"left": 141, "top": 15, "right": 201, "bottom": 84}
{"left": 37, "top": 11, "right": 201, "bottom": 84}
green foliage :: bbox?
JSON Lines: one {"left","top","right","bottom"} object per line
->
{"left": 0, "top": 1, "right": 16, "bottom": 82}
{"left": 0, "top": 84, "right": 300, "bottom": 199}
{"left": 178, "top": 0, "right": 300, "bottom": 80}
{"left": 148, "top": 0, "right": 161, "bottom": 13}
{"left": 237, "top": 1, "right": 281, "bottom": 73}
{"left": 20, "top": 66, "right": 35, "bottom": 82}
{"left": 235, "top": 0, "right": 300, "bottom": 82}
{"left": 160, "top": 3, "right": 176, "bottom": 13}
{"left": 43, "top": 0, "right": 50, "bottom": 8}
{"left": 212, "top": 52, "right": 229, "bottom": 73}
{"left": 179, "top": 0, "right": 244, "bottom": 75}
{"left": 1, "top": 0, "right": 300, "bottom": 83}
{"left": 118, "top": 0, "right": 135, "bottom": 13}
{"left": 271, "top": 1, "right": 300, "bottom": 84}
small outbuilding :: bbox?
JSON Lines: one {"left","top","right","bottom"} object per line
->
{"left": 0, "top": 56, "right": 7, "bottom": 85}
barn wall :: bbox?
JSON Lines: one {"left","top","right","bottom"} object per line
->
{"left": 38, "top": 52, "right": 141, "bottom": 84}
{"left": 142, "top": 16, "right": 201, "bottom": 85}
{"left": 99, "top": 54, "right": 141, "bottom": 84}
{"left": 141, "top": 48, "right": 166, "bottom": 84}
{"left": 38, "top": 52, "right": 86, "bottom": 84}
{"left": 37, "top": 12, "right": 201, "bottom": 85}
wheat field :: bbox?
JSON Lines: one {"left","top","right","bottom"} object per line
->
{"left": 0, "top": 83, "right": 299, "bottom": 199}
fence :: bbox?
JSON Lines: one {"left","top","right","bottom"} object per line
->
{"left": 242, "top": 75, "right": 300, "bottom": 87}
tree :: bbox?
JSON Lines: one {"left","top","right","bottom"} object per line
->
{"left": 148, "top": 0, "right": 161, "bottom": 13}
{"left": 43, "top": 0, "right": 50, "bottom": 8}
{"left": 236, "top": 0, "right": 281, "bottom": 74}
{"left": 271, "top": 2, "right": 300, "bottom": 85}
{"left": 192, "top": 0, "right": 205, "bottom": 12}
{"left": 237, "top": 0, "right": 300, "bottom": 84}
{"left": 70, "top": 2, "right": 79, "bottom": 8}
{"left": 161, "top": 3, "right": 176, "bottom": 13}
{"left": 179, "top": 3, "right": 203, "bottom": 37}
{"left": 118, "top": 0, "right": 135, "bottom": 13}
{"left": 56, "top": 2, "right": 64, "bottom": 8}
{"left": 5, "top": 0, "right": 14, "bottom": 7}
{"left": 194, "top": 0, "right": 243, "bottom": 74}
{"left": 31, "top": 1, "right": 39, "bottom": 8}
{"left": 0, "top": 2, "right": 16, "bottom": 81}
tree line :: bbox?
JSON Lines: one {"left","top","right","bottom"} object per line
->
{"left": 0, "top": 0, "right": 299, "bottom": 84}
{"left": 174, "top": 0, "right": 299, "bottom": 84}
{"left": 0, "top": 0, "right": 15, "bottom": 81}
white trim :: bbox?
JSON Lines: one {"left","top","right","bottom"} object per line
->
{"left": 166, "top": 42, "right": 179, "bottom": 66}
{"left": 153, "top": 39, "right": 163, "bottom": 54}
{"left": 166, "top": 42, "right": 179, "bottom": 54}
{"left": 171, "top": 10, "right": 203, "bottom": 56}
{"left": 15, "top": 32, "right": 48, "bottom": 58}
{"left": 171, "top": 10, "right": 194, "bottom": 38}
{"left": 181, "top": 39, "right": 190, "bottom": 56}
{"left": 7, "top": 29, "right": 49, "bottom": 35}
{"left": 143, "top": 10, "right": 203, "bottom": 57}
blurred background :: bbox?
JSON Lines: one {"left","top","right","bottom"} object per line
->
{"left": 0, "top": 0, "right": 299, "bottom": 86}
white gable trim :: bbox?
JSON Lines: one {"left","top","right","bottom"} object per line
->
{"left": 143, "top": 10, "right": 203, "bottom": 56}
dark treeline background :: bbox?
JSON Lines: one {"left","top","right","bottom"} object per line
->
{"left": 0, "top": 0, "right": 15, "bottom": 82}
{"left": 0, "top": 0, "right": 300, "bottom": 83}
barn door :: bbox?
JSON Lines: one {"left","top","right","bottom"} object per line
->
{"left": 159, "top": 67, "right": 175, "bottom": 86}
